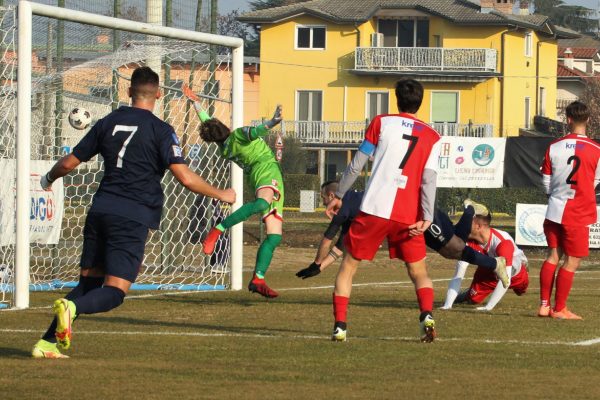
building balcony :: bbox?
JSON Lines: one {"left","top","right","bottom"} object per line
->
{"left": 352, "top": 47, "right": 498, "bottom": 80}
{"left": 255, "top": 120, "right": 494, "bottom": 146}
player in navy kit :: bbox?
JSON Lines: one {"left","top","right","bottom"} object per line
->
{"left": 296, "top": 181, "right": 506, "bottom": 285}
{"left": 32, "top": 67, "right": 235, "bottom": 359}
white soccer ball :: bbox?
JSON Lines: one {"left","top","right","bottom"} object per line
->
{"left": 68, "top": 107, "right": 92, "bottom": 130}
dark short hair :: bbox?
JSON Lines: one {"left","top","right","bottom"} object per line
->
{"left": 200, "top": 118, "right": 230, "bottom": 143}
{"left": 474, "top": 213, "right": 492, "bottom": 226}
{"left": 130, "top": 66, "right": 159, "bottom": 99}
{"left": 395, "top": 78, "right": 424, "bottom": 113}
{"left": 566, "top": 101, "right": 590, "bottom": 124}
{"left": 320, "top": 180, "right": 339, "bottom": 194}
{"left": 320, "top": 180, "right": 338, "bottom": 190}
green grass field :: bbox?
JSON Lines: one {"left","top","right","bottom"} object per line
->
{"left": 2, "top": 243, "right": 600, "bottom": 399}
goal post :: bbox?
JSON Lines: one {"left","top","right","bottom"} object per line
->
{"left": 10, "top": 1, "right": 245, "bottom": 309}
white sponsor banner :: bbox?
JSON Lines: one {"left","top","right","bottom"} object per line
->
{"left": 0, "top": 160, "right": 64, "bottom": 246}
{"left": 515, "top": 203, "right": 600, "bottom": 248}
{"left": 436, "top": 137, "right": 506, "bottom": 188}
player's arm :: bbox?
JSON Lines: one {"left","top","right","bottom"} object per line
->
{"left": 440, "top": 260, "right": 469, "bottom": 310}
{"left": 409, "top": 140, "right": 441, "bottom": 236}
{"left": 241, "top": 105, "right": 282, "bottom": 141}
{"left": 169, "top": 164, "right": 235, "bottom": 204}
{"left": 40, "top": 153, "right": 82, "bottom": 190}
{"left": 476, "top": 240, "right": 514, "bottom": 311}
{"left": 541, "top": 147, "right": 552, "bottom": 196}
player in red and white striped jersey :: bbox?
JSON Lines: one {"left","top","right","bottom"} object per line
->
{"left": 326, "top": 79, "right": 441, "bottom": 343}
{"left": 539, "top": 101, "right": 600, "bottom": 320}
{"left": 445, "top": 214, "right": 529, "bottom": 310}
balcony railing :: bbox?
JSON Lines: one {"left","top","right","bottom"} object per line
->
{"left": 355, "top": 47, "right": 497, "bottom": 72}
{"left": 253, "top": 120, "right": 494, "bottom": 144}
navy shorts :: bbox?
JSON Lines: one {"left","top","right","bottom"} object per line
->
{"left": 425, "top": 209, "right": 455, "bottom": 252}
{"left": 80, "top": 212, "right": 149, "bottom": 283}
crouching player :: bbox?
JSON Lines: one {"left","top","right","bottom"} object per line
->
{"left": 184, "top": 85, "right": 284, "bottom": 298}
{"left": 444, "top": 212, "right": 529, "bottom": 310}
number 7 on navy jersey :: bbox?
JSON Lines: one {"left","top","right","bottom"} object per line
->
{"left": 112, "top": 125, "right": 139, "bottom": 168}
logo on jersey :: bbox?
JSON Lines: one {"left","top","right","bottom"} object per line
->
{"left": 517, "top": 207, "right": 546, "bottom": 244}
{"left": 172, "top": 145, "right": 183, "bottom": 158}
{"left": 472, "top": 144, "right": 495, "bottom": 166}
{"left": 171, "top": 132, "right": 180, "bottom": 145}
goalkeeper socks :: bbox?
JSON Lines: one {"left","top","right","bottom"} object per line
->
{"left": 41, "top": 276, "right": 104, "bottom": 342}
{"left": 333, "top": 294, "right": 349, "bottom": 323}
{"left": 416, "top": 287, "right": 434, "bottom": 313}
{"left": 554, "top": 268, "right": 574, "bottom": 312}
{"left": 220, "top": 198, "right": 270, "bottom": 230}
{"left": 460, "top": 246, "right": 496, "bottom": 270}
{"left": 454, "top": 205, "right": 475, "bottom": 242}
{"left": 539, "top": 261, "right": 558, "bottom": 307}
{"left": 73, "top": 286, "right": 125, "bottom": 314}
{"left": 254, "top": 234, "right": 282, "bottom": 277}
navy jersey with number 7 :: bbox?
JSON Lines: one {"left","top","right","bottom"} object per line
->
{"left": 72, "top": 106, "right": 186, "bottom": 229}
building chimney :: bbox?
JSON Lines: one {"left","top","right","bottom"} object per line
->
{"left": 564, "top": 48, "right": 574, "bottom": 70}
{"left": 519, "top": 0, "right": 529, "bottom": 15}
{"left": 480, "top": 0, "right": 514, "bottom": 14}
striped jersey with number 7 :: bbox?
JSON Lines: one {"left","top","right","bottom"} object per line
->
{"left": 358, "top": 113, "right": 441, "bottom": 224}
{"left": 542, "top": 133, "right": 600, "bottom": 226}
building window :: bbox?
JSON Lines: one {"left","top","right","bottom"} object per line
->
{"left": 89, "top": 86, "right": 111, "bottom": 100}
{"left": 297, "top": 90, "right": 323, "bottom": 121}
{"left": 296, "top": 25, "right": 326, "bottom": 50}
{"left": 433, "top": 35, "right": 442, "bottom": 47}
{"left": 525, "top": 97, "right": 531, "bottom": 128}
{"left": 431, "top": 92, "right": 458, "bottom": 123}
{"left": 539, "top": 87, "right": 546, "bottom": 117}
{"left": 525, "top": 32, "right": 533, "bottom": 57}
{"left": 378, "top": 18, "right": 429, "bottom": 47}
{"left": 366, "top": 91, "right": 389, "bottom": 121}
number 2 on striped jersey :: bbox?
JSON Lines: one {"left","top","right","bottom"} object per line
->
{"left": 399, "top": 134, "right": 419, "bottom": 169}
{"left": 566, "top": 155, "right": 580, "bottom": 185}
{"left": 112, "top": 125, "right": 139, "bottom": 168}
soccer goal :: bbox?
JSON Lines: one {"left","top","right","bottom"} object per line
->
{"left": 0, "top": 1, "right": 245, "bottom": 309}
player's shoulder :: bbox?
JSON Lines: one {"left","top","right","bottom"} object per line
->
{"left": 491, "top": 228, "right": 514, "bottom": 243}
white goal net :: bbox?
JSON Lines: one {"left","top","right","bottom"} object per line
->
{"left": 1, "top": 3, "right": 244, "bottom": 309}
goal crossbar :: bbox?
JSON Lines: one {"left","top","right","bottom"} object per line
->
{"left": 14, "top": 0, "right": 245, "bottom": 309}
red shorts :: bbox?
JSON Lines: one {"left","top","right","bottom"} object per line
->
{"left": 543, "top": 219, "right": 589, "bottom": 258}
{"left": 467, "top": 265, "right": 529, "bottom": 304}
{"left": 344, "top": 212, "right": 426, "bottom": 263}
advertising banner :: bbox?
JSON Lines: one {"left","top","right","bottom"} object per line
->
{"left": 515, "top": 203, "right": 600, "bottom": 248}
{"left": 436, "top": 137, "right": 506, "bottom": 188}
{"left": 0, "top": 160, "right": 64, "bottom": 246}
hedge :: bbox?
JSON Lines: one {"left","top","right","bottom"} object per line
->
{"left": 243, "top": 173, "right": 321, "bottom": 208}
{"left": 436, "top": 187, "right": 548, "bottom": 215}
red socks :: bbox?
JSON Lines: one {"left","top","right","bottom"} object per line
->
{"left": 539, "top": 261, "right": 557, "bottom": 307}
{"left": 333, "top": 294, "right": 349, "bottom": 323}
{"left": 554, "top": 268, "right": 575, "bottom": 312}
{"left": 416, "top": 287, "right": 434, "bottom": 313}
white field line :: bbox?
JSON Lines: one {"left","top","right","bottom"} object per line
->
{"left": 2, "top": 328, "right": 599, "bottom": 347}
{"left": 3, "top": 270, "right": 600, "bottom": 312}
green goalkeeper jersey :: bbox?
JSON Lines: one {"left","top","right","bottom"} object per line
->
{"left": 220, "top": 125, "right": 276, "bottom": 173}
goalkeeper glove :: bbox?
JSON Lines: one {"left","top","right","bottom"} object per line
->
{"left": 40, "top": 172, "right": 55, "bottom": 191}
{"left": 263, "top": 105, "right": 282, "bottom": 129}
{"left": 296, "top": 262, "right": 321, "bottom": 279}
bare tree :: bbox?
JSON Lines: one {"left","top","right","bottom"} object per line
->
{"left": 578, "top": 78, "right": 600, "bottom": 137}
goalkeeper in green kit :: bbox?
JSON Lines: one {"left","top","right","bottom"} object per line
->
{"left": 183, "top": 85, "right": 283, "bottom": 298}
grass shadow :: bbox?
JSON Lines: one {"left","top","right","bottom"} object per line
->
{"left": 0, "top": 347, "right": 32, "bottom": 358}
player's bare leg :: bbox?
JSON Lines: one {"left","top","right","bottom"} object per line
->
{"left": 551, "top": 255, "right": 583, "bottom": 320}
{"left": 331, "top": 253, "right": 360, "bottom": 341}
{"left": 539, "top": 247, "right": 563, "bottom": 317}
{"left": 248, "top": 213, "right": 282, "bottom": 298}
{"left": 406, "top": 259, "right": 436, "bottom": 342}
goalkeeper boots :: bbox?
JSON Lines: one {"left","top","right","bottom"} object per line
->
{"left": 248, "top": 274, "right": 279, "bottom": 298}
{"left": 419, "top": 312, "right": 436, "bottom": 343}
{"left": 31, "top": 339, "right": 69, "bottom": 359}
{"left": 331, "top": 321, "right": 347, "bottom": 342}
{"left": 494, "top": 256, "right": 510, "bottom": 289}
{"left": 202, "top": 227, "right": 223, "bottom": 255}
{"left": 463, "top": 198, "right": 489, "bottom": 216}
{"left": 53, "top": 298, "right": 76, "bottom": 350}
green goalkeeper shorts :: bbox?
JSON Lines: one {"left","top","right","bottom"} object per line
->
{"left": 249, "top": 161, "right": 284, "bottom": 221}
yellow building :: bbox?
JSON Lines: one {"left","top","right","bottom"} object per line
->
{"left": 240, "top": 0, "right": 577, "bottom": 179}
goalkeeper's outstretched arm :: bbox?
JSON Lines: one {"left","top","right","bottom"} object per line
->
{"left": 40, "top": 153, "right": 82, "bottom": 191}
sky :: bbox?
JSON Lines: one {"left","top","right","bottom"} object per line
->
{"left": 220, "top": 0, "right": 599, "bottom": 14}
